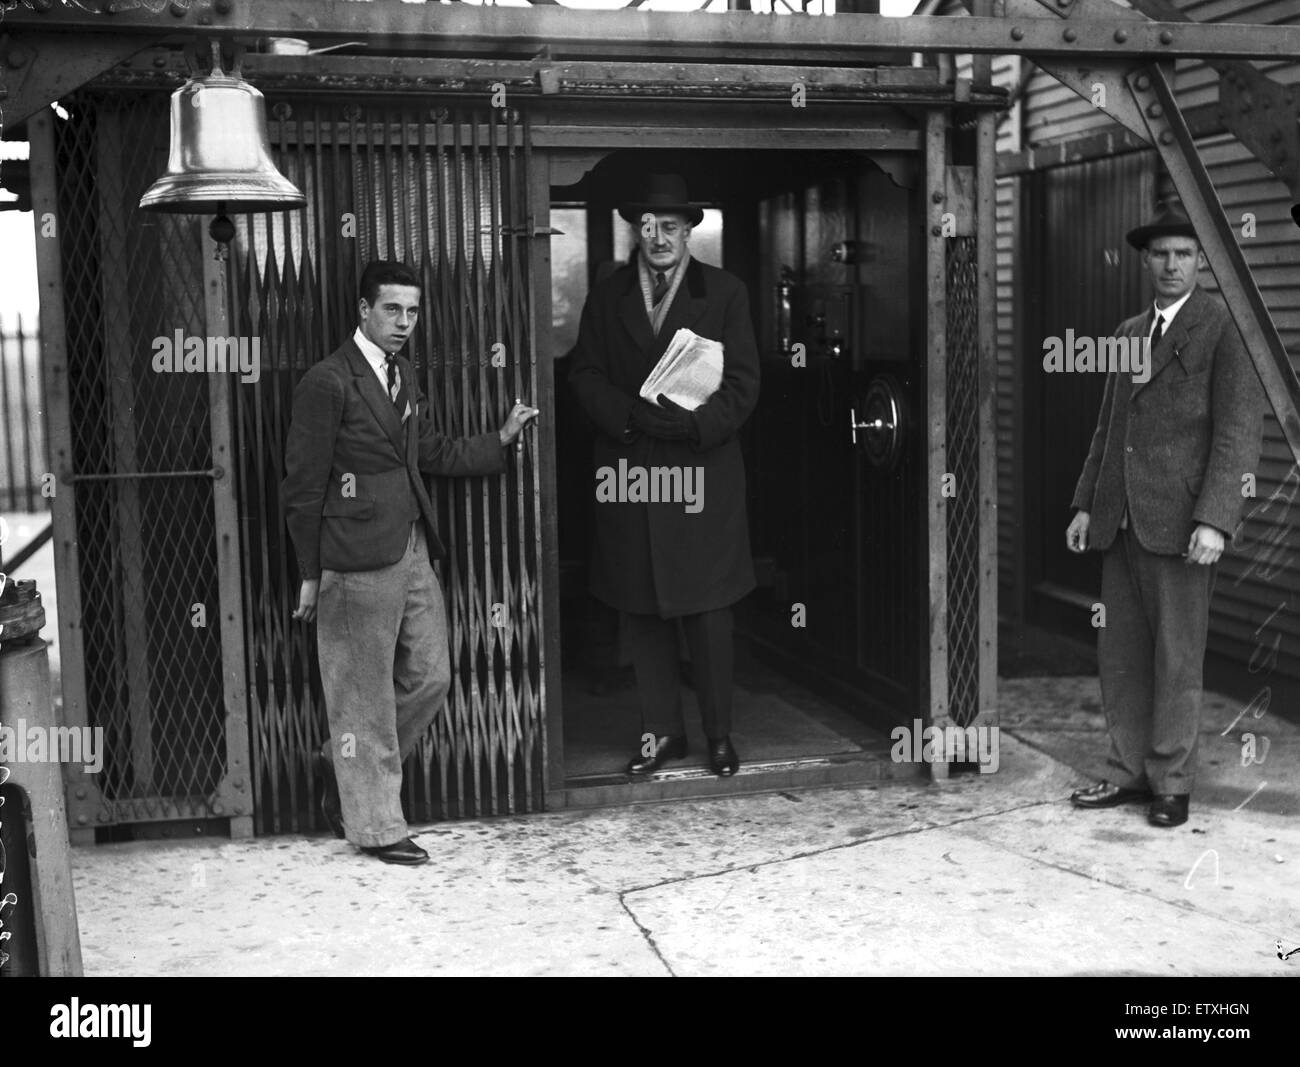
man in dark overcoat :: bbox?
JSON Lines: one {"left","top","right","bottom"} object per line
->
{"left": 1066, "top": 206, "right": 1264, "bottom": 828}
{"left": 569, "top": 174, "right": 760, "bottom": 777}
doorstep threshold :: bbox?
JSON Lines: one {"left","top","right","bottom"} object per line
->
{"left": 559, "top": 747, "right": 920, "bottom": 809}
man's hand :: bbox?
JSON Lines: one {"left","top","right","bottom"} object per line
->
{"left": 1186, "top": 523, "right": 1225, "bottom": 565}
{"left": 293, "top": 578, "right": 320, "bottom": 623}
{"left": 630, "top": 398, "right": 690, "bottom": 440}
{"left": 1066, "top": 510, "right": 1090, "bottom": 554}
{"left": 499, "top": 400, "right": 539, "bottom": 447}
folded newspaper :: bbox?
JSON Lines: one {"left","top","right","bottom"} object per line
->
{"left": 638, "top": 328, "right": 724, "bottom": 410}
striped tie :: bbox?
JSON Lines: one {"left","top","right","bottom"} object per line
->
{"left": 385, "top": 354, "right": 409, "bottom": 420}
{"left": 652, "top": 271, "right": 668, "bottom": 307}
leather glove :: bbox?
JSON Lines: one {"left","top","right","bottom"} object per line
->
{"left": 630, "top": 398, "right": 691, "bottom": 441}
{"left": 651, "top": 394, "right": 700, "bottom": 443}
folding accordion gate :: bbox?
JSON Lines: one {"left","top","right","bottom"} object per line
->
{"left": 230, "top": 101, "right": 546, "bottom": 832}
{"left": 36, "top": 93, "right": 546, "bottom": 835}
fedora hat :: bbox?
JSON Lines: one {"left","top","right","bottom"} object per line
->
{"left": 617, "top": 173, "right": 704, "bottom": 227}
{"left": 1126, "top": 204, "right": 1198, "bottom": 250}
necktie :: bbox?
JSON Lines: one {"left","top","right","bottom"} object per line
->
{"left": 385, "top": 354, "right": 409, "bottom": 419}
{"left": 652, "top": 271, "right": 668, "bottom": 307}
{"left": 1150, "top": 313, "right": 1164, "bottom": 350}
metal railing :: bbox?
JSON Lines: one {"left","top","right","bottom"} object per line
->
{"left": 0, "top": 315, "right": 49, "bottom": 514}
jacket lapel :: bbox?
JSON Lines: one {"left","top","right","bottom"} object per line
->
{"left": 1133, "top": 288, "right": 1207, "bottom": 394}
{"left": 617, "top": 266, "right": 657, "bottom": 356}
{"left": 342, "top": 338, "right": 405, "bottom": 457}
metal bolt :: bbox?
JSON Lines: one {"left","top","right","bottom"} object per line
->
{"left": 931, "top": 225, "right": 943, "bottom": 237}
{"left": 1114, "top": 29, "right": 1129, "bottom": 43}
{"left": 1147, "top": 104, "right": 1163, "bottom": 118}
{"left": 1010, "top": 27, "right": 1024, "bottom": 41}
{"left": 1063, "top": 29, "right": 1078, "bottom": 43}
{"left": 1135, "top": 75, "right": 1150, "bottom": 91}
{"left": 1160, "top": 30, "right": 1173, "bottom": 45}
{"left": 1159, "top": 131, "right": 1174, "bottom": 145}
{"left": 931, "top": 191, "right": 944, "bottom": 203}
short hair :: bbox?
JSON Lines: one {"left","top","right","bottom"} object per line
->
{"left": 359, "top": 260, "right": 421, "bottom": 306}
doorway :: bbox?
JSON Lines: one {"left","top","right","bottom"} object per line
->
{"left": 547, "top": 149, "right": 928, "bottom": 798}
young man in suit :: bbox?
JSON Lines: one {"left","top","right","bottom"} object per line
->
{"left": 1066, "top": 206, "right": 1264, "bottom": 828}
{"left": 569, "top": 173, "right": 760, "bottom": 778}
{"left": 283, "top": 260, "right": 536, "bottom": 864}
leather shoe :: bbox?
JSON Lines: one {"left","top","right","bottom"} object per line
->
{"left": 1148, "top": 794, "right": 1189, "bottom": 828}
{"left": 313, "top": 749, "right": 345, "bottom": 839}
{"left": 360, "top": 837, "right": 429, "bottom": 865}
{"left": 708, "top": 736, "right": 739, "bottom": 777}
{"left": 626, "top": 734, "right": 687, "bottom": 775}
{"left": 1070, "top": 780, "right": 1151, "bottom": 808}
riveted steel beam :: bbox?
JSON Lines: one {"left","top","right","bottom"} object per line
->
{"left": 0, "top": 33, "right": 154, "bottom": 127}
{"left": 3, "top": 3, "right": 1300, "bottom": 62}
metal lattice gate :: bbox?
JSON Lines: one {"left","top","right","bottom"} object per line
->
{"left": 230, "top": 101, "right": 546, "bottom": 832}
{"left": 47, "top": 93, "right": 247, "bottom": 833}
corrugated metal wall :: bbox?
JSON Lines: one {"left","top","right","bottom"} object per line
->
{"left": 988, "top": 0, "right": 1300, "bottom": 689}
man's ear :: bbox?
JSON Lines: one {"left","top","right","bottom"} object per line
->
{"left": 1196, "top": 250, "right": 1208, "bottom": 271}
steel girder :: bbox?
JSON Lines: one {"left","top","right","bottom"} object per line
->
{"left": 1, "top": 2, "right": 1299, "bottom": 62}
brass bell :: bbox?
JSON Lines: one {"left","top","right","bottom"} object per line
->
{"left": 139, "top": 44, "right": 305, "bottom": 222}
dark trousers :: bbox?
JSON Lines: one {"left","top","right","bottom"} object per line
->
{"left": 622, "top": 607, "right": 734, "bottom": 740}
{"left": 1098, "top": 528, "right": 1217, "bottom": 795}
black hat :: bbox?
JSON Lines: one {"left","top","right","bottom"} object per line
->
{"left": 617, "top": 173, "right": 704, "bottom": 227}
{"left": 1126, "top": 204, "right": 1198, "bottom": 250}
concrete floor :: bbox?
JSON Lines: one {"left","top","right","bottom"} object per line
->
{"left": 64, "top": 675, "right": 1300, "bottom": 977}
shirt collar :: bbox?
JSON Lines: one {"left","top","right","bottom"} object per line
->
{"left": 638, "top": 249, "right": 690, "bottom": 293}
{"left": 353, "top": 326, "right": 391, "bottom": 371}
{"left": 1152, "top": 288, "right": 1193, "bottom": 329}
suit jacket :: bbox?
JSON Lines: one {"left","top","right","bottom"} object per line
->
{"left": 569, "top": 257, "right": 760, "bottom": 617}
{"left": 283, "top": 337, "right": 506, "bottom": 577}
{"left": 1071, "top": 287, "right": 1264, "bottom": 555}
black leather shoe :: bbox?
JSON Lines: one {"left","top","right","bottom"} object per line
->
{"left": 360, "top": 837, "right": 429, "bottom": 865}
{"left": 1148, "top": 794, "right": 1189, "bottom": 828}
{"left": 313, "top": 749, "right": 345, "bottom": 839}
{"left": 1070, "top": 780, "right": 1151, "bottom": 808}
{"left": 626, "top": 734, "right": 687, "bottom": 775}
{"left": 708, "top": 736, "right": 739, "bottom": 777}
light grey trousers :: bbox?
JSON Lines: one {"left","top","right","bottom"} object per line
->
{"left": 316, "top": 524, "right": 449, "bottom": 848}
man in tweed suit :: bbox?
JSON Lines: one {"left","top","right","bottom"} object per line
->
{"left": 283, "top": 260, "right": 536, "bottom": 864}
{"left": 1066, "top": 206, "right": 1264, "bottom": 828}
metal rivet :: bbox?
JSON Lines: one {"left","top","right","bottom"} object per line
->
{"left": 169, "top": 0, "right": 187, "bottom": 15}
{"left": 931, "top": 225, "right": 943, "bottom": 237}
{"left": 1135, "top": 75, "right": 1151, "bottom": 91}
{"left": 1159, "top": 131, "right": 1174, "bottom": 144}
{"left": 1160, "top": 30, "right": 1173, "bottom": 45}
{"left": 1114, "top": 29, "right": 1128, "bottom": 43}
{"left": 213, "top": 803, "right": 224, "bottom": 815}
{"left": 1010, "top": 27, "right": 1024, "bottom": 41}
{"left": 931, "top": 191, "right": 944, "bottom": 203}
{"left": 1063, "top": 29, "right": 1078, "bottom": 43}
{"left": 215, "top": 0, "right": 234, "bottom": 13}
{"left": 1147, "top": 104, "right": 1163, "bottom": 118}
{"left": 75, "top": 788, "right": 86, "bottom": 799}
{"left": 78, "top": 814, "right": 89, "bottom": 825}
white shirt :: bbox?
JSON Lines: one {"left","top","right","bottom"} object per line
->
{"left": 353, "top": 326, "right": 395, "bottom": 394}
{"left": 1149, "top": 288, "right": 1193, "bottom": 342}
{"left": 353, "top": 326, "right": 411, "bottom": 421}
